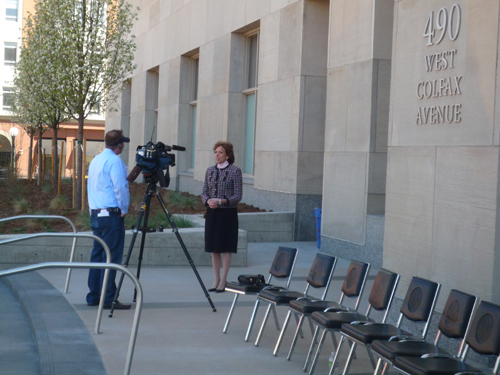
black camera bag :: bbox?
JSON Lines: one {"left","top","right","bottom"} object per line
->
{"left": 238, "top": 274, "right": 265, "bottom": 286}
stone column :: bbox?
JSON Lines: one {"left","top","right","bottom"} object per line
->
{"left": 384, "top": 0, "right": 500, "bottom": 304}
{"left": 321, "top": 0, "right": 394, "bottom": 266}
{"left": 255, "top": 0, "right": 329, "bottom": 240}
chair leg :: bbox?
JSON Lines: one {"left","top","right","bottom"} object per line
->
{"left": 286, "top": 313, "right": 305, "bottom": 360}
{"left": 303, "top": 325, "right": 320, "bottom": 372}
{"left": 307, "top": 315, "right": 315, "bottom": 335}
{"left": 341, "top": 341, "right": 357, "bottom": 375}
{"left": 328, "top": 335, "right": 345, "bottom": 375}
{"left": 309, "top": 328, "right": 328, "bottom": 375}
{"left": 271, "top": 304, "right": 280, "bottom": 331}
{"left": 293, "top": 312, "right": 305, "bottom": 339}
{"left": 245, "top": 298, "right": 261, "bottom": 342}
{"left": 378, "top": 360, "right": 389, "bottom": 375}
{"left": 255, "top": 303, "right": 272, "bottom": 347}
{"left": 273, "top": 310, "right": 293, "bottom": 356}
{"left": 330, "top": 330, "right": 338, "bottom": 352}
{"left": 366, "top": 345, "right": 377, "bottom": 369}
{"left": 223, "top": 293, "right": 239, "bottom": 333}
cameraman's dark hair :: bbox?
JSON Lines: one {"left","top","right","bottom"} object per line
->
{"left": 105, "top": 130, "right": 124, "bottom": 148}
{"left": 213, "top": 141, "right": 235, "bottom": 164}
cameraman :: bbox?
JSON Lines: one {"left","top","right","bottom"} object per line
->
{"left": 86, "top": 129, "right": 131, "bottom": 310}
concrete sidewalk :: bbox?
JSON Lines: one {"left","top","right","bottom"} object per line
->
{"left": 28, "top": 242, "right": 380, "bottom": 374}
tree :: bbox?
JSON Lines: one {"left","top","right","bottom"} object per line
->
{"left": 14, "top": 0, "right": 137, "bottom": 207}
{"left": 11, "top": 11, "right": 71, "bottom": 187}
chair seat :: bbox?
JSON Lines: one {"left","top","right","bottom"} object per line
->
{"left": 340, "top": 322, "right": 412, "bottom": 345}
{"left": 225, "top": 281, "right": 270, "bottom": 294}
{"left": 312, "top": 311, "right": 369, "bottom": 329}
{"left": 371, "top": 340, "right": 450, "bottom": 361}
{"left": 259, "top": 289, "right": 305, "bottom": 305}
{"left": 394, "top": 356, "right": 481, "bottom": 375}
{"left": 289, "top": 299, "right": 346, "bottom": 314}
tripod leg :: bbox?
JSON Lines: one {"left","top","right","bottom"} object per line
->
{"left": 155, "top": 191, "right": 216, "bottom": 312}
{"left": 109, "top": 189, "right": 150, "bottom": 317}
{"left": 133, "top": 194, "right": 153, "bottom": 302}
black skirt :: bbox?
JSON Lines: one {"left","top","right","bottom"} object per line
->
{"left": 204, "top": 207, "right": 238, "bottom": 253}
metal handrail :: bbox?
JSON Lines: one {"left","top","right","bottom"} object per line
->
{"left": 0, "top": 232, "right": 111, "bottom": 334}
{"left": 0, "top": 262, "right": 142, "bottom": 375}
{"left": 0, "top": 215, "right": 79, "bottom": 293}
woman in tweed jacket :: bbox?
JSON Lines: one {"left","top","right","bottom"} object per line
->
{"left": 202, "top": 141, "right": 243, "bottom": 293}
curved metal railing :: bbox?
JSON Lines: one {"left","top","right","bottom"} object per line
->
{"left": 0, "top": 215, "right": 79, "bottom": 293}
{"left": 0, "top": 262, "right": 142, "bottom": 375}
{"left": 0, "top": 232, "right": 111, "bottom": 334}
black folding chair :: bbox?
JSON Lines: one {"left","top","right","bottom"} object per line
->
{"left": 306, "top": 268, "right": 400, "bottom": 375}
{"left": 338, "top": 277, "right": 440, "bottom": 375}
{"left": 371, "top": 289, "right": 477, "bottom": 375}
{"left": 281, "top": 260, "right": 370, "bottom": 359}
{"left": 223, "top": 246, "right": 299, "bottom": 336}
{"left": 393, "top": 300, "right": 500, "bottom": 375}
{"left": 251, "top": 253, "right": 337, "bottom": 347}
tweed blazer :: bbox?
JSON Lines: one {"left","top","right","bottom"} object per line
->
{"left": 202, "top": 164, "right": 243, "bottom": 208}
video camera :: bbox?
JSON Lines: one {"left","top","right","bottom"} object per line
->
{"left": 127, "top": 141, "right": 185, "bottom": 187}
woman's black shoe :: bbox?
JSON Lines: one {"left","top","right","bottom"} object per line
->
{"left": 215, "top": 288, "right": 225, "bottom": 293}
{"left": 208, "top": 287, "right": 217, "bottom": 292}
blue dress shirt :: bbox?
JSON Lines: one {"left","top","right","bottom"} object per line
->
{"left": 88, "top": 148, "right": 130, "bottom": 214}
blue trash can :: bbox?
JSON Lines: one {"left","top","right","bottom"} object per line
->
{"left": 314, "top": 208, "right": 322, "bottom": 249}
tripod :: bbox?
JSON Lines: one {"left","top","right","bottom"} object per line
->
{"left": 109, "top": 177, "right": 216, "bottom": 317}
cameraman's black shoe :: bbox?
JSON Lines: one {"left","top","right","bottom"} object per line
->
{"left": 104, "top": 301, "right": 131, "bottom": 310}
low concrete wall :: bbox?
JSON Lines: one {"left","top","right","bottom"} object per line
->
{"left": 0, "top": 229, "right": 247, "bottom": 268}
{"left": 0, "top": 212, "right": 295, "bottom": 268}
{"left": 238, "top": 212, "right": 294, "bottom": 242}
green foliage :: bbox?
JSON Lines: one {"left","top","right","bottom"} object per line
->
{"left": 124, "top": 212, "right": 195, "bottom": 231}
{"left": 42, "top": 184, "right": 53, "bottom": 194}
{"left": 171, "top": 215, "right": 196, "bottom": 229}
{"left": 167, "top": 191, "right": 199, "bottom": 209}
{"left": 49, "top": 195, "right": 70, "bottom": 210}
{"left": 75, "top": 211, "right": 92, "bottom": 231}
{"left": 13, "top": 198, "right": 31, "bottom": 214}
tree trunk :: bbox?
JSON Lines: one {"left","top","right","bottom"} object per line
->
{"left": 28, "top": 133, "right": 33, "bottom": 182}
{"left": 52, "top": 127, "right": 59, "bottom": 189}
{"left": 38, "top": 128, "right": 43, "bottom": 185}
{"left": 76, "top": 115, "right": 84, "bottom": 209}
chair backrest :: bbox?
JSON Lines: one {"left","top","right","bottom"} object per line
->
{"left": 464, "top": 301, "right": 500, "bottom": 357}
{"left": 337, "top": 260, "right": 370, "bottom": 310}
{"left": 268, "top": 246, "right": 299, "bottom": 289}
{"left": 367, "top": 268, "right": 400, "bottom": 322}
{"left": 305, "top": 253, "right": 337, "bottom": 300}
{"left": 437, "top": 289, "right": 477, "bottom": 340}
{"left": 398, "top": 276, "right": 440, "bottom": 339}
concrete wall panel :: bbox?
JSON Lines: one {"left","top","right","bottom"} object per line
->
{"left": 374, "top": 59, "right": 391, "bottom": 153}
{"left": 432, "top": 147, "right": 498, "bottom": 301}
{"left": 278, "top": 1, "right": 303, "bottom": 79}
{"left": 301, "top": 75, "right": 327, "bottom": 152}
{"left": 301, "top": 0, "right": 329, "bottom": 77}
{"left": 256, "top": 78, "right": 295, "bottom": 151}
{"left": 322, "top": 152, "right": 367, "bottom": 244}
{"left": 297, "top": 151, "right": 323, "bottom": 194}
{"left": 325, "top": 66, "right": 348, "bottom": 152}
{"left": 259, "top": 11, "right": 281, "bottom": 85}
{"left": 329, "top": 0, "right": 374, "bottom": 68}
{"left": 383, "top": 147, "right": 436, "bottom": 286}
{"left": 390, "top": 0, "right": 500, "bottom": 147}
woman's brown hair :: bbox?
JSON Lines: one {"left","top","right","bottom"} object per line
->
{"left": 213, "top": 141, "right": 235, "bottom": 164}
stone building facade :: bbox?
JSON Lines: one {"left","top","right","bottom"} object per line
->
{"left": 108, "top": 0, "right": 500, "bottom": 305}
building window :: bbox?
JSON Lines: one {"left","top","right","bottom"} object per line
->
{"left": 6, "top": 0, "right": 18, "bottom": 21}
{"left": 2, "top": 87, "right": 14, "bottom": 109}
{"left": 242, "top": 31, "right": 259, "bottom": 175}
{"left": 4, "top": 43, "right": 17, "bottom": 66}
{"left": 189, "top": 56, "right": 199, "bottom": 170}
